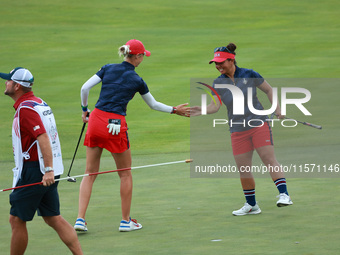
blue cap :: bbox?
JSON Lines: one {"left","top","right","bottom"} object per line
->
{"left": 0, "top": 67, "right": 34, "bottom": 87}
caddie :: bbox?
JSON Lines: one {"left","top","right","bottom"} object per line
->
{"left": 1, "top": 67, "right": 83, "bottom": 255}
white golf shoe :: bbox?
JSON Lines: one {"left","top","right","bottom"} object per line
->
{"left": 119, "top": 218, "right": 142, "bottom": 232}
{"left": 74, "top": 218, "right": 88, "bottom": 232}
{"left": 276, "top": 193, "right": 293, "bottom": 207}
{"left": 232, "top": 203, "right": 261, "bottom": 216}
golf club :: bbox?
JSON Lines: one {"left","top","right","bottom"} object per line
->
{"left": 1, "top": 159, "right": 193, "bottom": 193}
{"left": 270, "top": 113, "right": 322, "bottom": 130}
{"left": 67, "top": 113, "right": 89, "bottom": 182}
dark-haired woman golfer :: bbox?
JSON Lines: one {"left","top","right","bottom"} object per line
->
{"left": 191, "top": 43, "right": 293, "bottom": 215}
{"left": 74, "top": 39, "right": 189, "bottom": 232}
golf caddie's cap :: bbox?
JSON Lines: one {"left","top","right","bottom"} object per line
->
{"left": 209, "top": 51, "right": 235, "bottom": 64}
{"left": 126, "top": 39, "right": 151, "bottom": 57}
{"left": 0, "top": 67, "right": 34, "bottom": 87}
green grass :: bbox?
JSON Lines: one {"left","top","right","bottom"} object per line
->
{"left": 1, "top": 154, "right": 340, "bottom": 254}
{"left": 0, "top": 0, "right": 339, "bottom": 254}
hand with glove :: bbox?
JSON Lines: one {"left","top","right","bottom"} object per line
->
{"left": 107, "top": 119, "right": 121, "bottom": 135}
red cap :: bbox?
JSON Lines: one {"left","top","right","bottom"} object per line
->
{"left": 125, "top": 39, "right": 151, "bottom": 57}
{"left": 209, "top": 51, "right": 235, "bottom": 64}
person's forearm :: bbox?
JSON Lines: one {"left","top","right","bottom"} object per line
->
{"left": 81, "top": 75, "right": 102, "bottom": 108}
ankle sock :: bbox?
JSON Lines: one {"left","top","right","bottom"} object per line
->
{"left": 274, "top": 178, "right": 289, "bottom": 195}
{"left": 244, "top": 189, "right": 256, "bottom": 206}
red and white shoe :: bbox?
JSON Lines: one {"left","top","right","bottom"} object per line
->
{"left": 119, "top": 218, "right": 142, "bottom": 232}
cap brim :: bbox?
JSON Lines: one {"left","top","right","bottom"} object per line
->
{"left": 145, "top": 50, "right": 151, "bottom": 57}
{"left": 0, "top": 72, "right": 11, "bottom": 80}
{"left": 209, "top": 57, "right": 228, "bottom": 64}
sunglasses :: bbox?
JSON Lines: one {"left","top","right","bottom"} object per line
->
{"left": 214, "top": 46, "right": 233, "bottom": 53}
{"left": 14, "top": 78, "right": 34, "bottom": 83}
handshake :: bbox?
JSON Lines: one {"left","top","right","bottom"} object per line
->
{"left": 170, "top": 103, "right": 191, "bottom": 117}
{"left": 106, "top": 104, "right": 195, "bottom": 136}
{"left": 172, "top": 103, "right": 212, "bottom": 117}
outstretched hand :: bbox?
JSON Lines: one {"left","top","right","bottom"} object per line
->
{"left": 189, "top": 106, "right": 202, "bottom": 117}
{"left": 175, "top": 103, "right": 190, "bottom": 117}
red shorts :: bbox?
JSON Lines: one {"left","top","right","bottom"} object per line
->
{"left": 84, "top": 108, "right": 130, "bottom": 153}
{"left": 231, "top": 122, "right": 273, "bottom": 155}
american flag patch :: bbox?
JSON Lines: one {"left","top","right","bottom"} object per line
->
{"left": 33, "top": 125, "right": 40, "bottom": 131}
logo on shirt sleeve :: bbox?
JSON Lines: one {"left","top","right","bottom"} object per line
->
{"left": 33, "top": 125, "right": 40, "bottom": 131}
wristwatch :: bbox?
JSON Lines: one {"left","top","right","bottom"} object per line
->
{"left": 45, "top": 167, "right": 54, "bottom": 173}
{"left": 171, "top": 107, "right": 177, "bottom": 114}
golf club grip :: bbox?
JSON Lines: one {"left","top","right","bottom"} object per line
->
{"left": 304, "top": 122, "right": 322, "bottom": 129}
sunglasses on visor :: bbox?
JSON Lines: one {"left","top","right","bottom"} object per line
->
{"left": 214, "top": 47, "right": 233, "bottom": 53}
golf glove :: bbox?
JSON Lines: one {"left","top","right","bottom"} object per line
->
{"left": 107, "top": 119, "right": 121, "bottom": 135}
